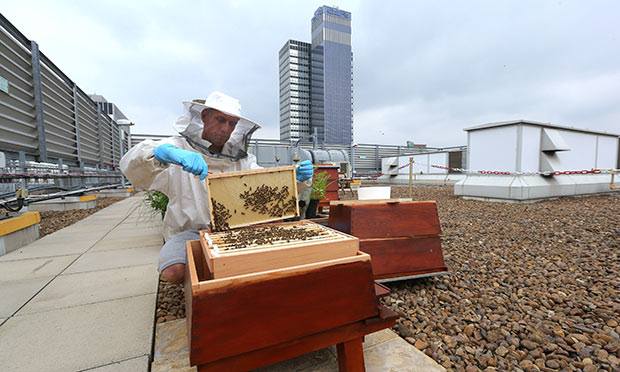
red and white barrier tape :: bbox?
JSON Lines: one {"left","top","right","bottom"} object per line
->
{"left": 380, "top": 160, "right": 618, "bottom": 177}
{"left": 429, "top": 165, "right": 617, "bottom": 176}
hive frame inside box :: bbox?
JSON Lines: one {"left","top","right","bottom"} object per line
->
{"left": 200, "top": 220, "right": 359, "bottom": 279}
{"left": 185, "top": 240, "right": 382, "bottom": 368}
{"left": 206, "top": 166, "right": 299, "bottom": 231}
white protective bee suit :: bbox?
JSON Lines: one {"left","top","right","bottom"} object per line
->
{"left": 120, "top": 94, "right": 309, "bottom": 244}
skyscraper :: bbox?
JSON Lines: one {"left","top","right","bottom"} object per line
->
{"left": 310, "top": 6, "right": 353, "bottom": 145}
{"left": 279, "top": 6, "right": 353, "bottom": 145}
{"left": 279, "top": 40, "right": 311, "bottom": 141}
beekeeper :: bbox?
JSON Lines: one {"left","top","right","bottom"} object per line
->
{"left": 120, "top": 91, "right": 313, "bottom": 283}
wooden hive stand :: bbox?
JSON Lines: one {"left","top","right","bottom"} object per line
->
{"left": 328, "top": 199, "right": 448, "bottom": 281}
{"left": 185, "top": 237, "right": 397, "bottom": 371}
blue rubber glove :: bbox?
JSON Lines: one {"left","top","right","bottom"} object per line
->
{"left": 153, "top": 143, "right": 209, "bottom": 181}
{"left": 296, "top": 160, "right": 314, "bottom": 182}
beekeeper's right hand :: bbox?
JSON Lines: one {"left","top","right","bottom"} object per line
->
{"left": 153, "top": 143, "right": 209, "bottom": 181}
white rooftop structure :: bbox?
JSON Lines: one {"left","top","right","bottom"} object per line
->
{"left": 464, "top": 119, "right": 619, "bottom": 137}
{"left": 455, "top": 119, "right": 619, "bottom": 201}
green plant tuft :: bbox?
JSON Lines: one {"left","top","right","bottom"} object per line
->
{"left": 310, "top": 171, "right": 329, "bottom": 200}
{"left": 144, "top": 190, "right": 169, "bottom": 218}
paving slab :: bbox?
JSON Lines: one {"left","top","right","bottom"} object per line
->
{"left": 117, "top": 213, "right": 163, "bottom": 221}
{"left": 151, "top": 358, "right": 196, "bottom": 372}
{"left": 64, "top": 217, "right": 133, "bottom": 229}
{"left": 19, "top": 265, "right": 158, "bottom": 315}
{"left": 86, "top": 355, "right": 149, "bottom": 371}
{"left": 0, "top": 277, "right": 52, "bottom": 317}
{"left": 364, "top": 336, "right": 445, "bottom": 371}
{"left": 65, "top": 246, "right": 160, "bottom": 274}
{"left": 84, "top": 212, "right": 132, "bottom": 218}
{"left": 363, "top": 328, "right": 400, "bottom": 349}
{"left": 0, "top": 255, "right": 77, "bottom": 281}
{"left": 108, "top": 222, "right": 163, "bottom": 231}
{"left": 29, "top": 233, "right": 102, "bottom": 245}
{"left": 78, "top": 216, "right": 134, "bottom": 225}
{"left": 0, "top": 240, "right": 97, "bottom": 261}
{"left": 151, "top": 319, "right": 193, "bottom": 372}
{"left": 90, "top": 235, "right": 163, "bottom": 252}
{"left": 0, "top": 294, "right": 156, "bottom": 372}
{"left": 47, "top": 225, "right": 113, "bottom": 237}
{"left": 113, "top": 219, "right": 163, "bottom": 229}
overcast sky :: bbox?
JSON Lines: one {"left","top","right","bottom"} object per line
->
{"left": 2, "top": 1, "right": 619, "bottom": 147}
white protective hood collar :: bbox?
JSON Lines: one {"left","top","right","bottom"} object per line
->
{"left": 173, "top": 91, "right": 260, "bottom": 161}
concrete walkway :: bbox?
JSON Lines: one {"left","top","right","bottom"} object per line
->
{"left": 0, "top": 196, "right": 163, "bottom": 372}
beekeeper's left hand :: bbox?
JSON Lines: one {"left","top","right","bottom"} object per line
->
{"left": 296, "top": 160, "right": 313, "bottom": 182}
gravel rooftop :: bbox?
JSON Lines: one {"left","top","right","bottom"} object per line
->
{"left": 380, "top": 186, "right": 619, "bottom": 372}
{"left": 157, "top": 185, "right": 620, "bottom": 371}
{"left": 38, "top": 197, "right": 123, "bottom": 237}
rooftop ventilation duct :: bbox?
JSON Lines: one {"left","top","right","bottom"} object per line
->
{"left": 539, "top": 128, "right": 570, "bottom": 175}
{"left": 541, "top": 128, "right": 570, "bottom": 152}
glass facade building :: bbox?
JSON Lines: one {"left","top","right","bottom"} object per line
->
{"left": 279, "top": 40, "right": 312, "bottom": 141}
{"left": 279, "top": 6, "right": 353, "bottom": 145}
{"left": 311, "top": 6, "right": 353, "bottom": 145}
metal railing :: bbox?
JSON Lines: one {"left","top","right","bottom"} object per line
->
{"left": 131, "top": 134, "right": 466, "bottom": 176}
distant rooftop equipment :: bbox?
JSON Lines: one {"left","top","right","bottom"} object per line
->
{"left": 306, "top": 149, "right": 348, "bottom": 164}
{"left": 379, "top": 148, "right": 467, "bottom": 185}
{"left": 455, "top": 120, "right": 620, "bottom": 201}
{"left": 357, "top": 186, "right": 391, "bottom": 200}
{"left": 89, "top": 95, "right": 130, "bottom": 122}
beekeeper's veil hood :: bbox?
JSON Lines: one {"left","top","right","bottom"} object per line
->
{"left": 173, "top": 91, "right": 260, "bottom": 160}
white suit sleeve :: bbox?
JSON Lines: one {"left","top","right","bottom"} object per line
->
{"left": 119, "top": 139, "right": 171, "bottom": 194}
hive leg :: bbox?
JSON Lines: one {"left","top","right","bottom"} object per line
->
{"left": 337, "top": 337, "right": 365, "bottom": 372}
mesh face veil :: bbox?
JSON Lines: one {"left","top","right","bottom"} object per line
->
{"left": 173, "top": 99, "right": 260, "bottom": 161}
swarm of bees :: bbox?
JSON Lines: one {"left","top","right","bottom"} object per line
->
{"left": 210, "top": 183, "right": 297, "bottom": 232}
{"left": 239, "top": 184, "right": 297, "bottom": 217}
{"left": 211, "top": 199, "right": 231, "bottom": 231}
{"left": 221, "top": 224, "right": 319, "bottom": 250}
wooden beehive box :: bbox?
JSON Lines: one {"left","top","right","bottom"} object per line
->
{"left": 328, "top": 199, "right": 441, "bottom": 238}
{"left": 200, "top": 220, "right": 358, "bottom": 279}
{"left": 360, "top": 236, "right": 447, "bottom": 279}
{"left": 207, "top": 166, "right": 299, "bottom": 231}
{"left": 328, "top": 199, "right": 447, "bottom": 280}
{"left": 185, "top": 240, "right": 378, "bottom": 367}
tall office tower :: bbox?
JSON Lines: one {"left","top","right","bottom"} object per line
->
{"left": 279, "top": 40, "right": 312, "bottom": 142}
{"left": 279, "top": 6, "right": 353, "bottom": 145}
{"left": 310, "top": 6, "right": 353, "bottom": 145}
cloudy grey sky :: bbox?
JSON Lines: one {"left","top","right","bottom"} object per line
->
{"left": 2, "top": 1, "right": 619, "bottom": 147}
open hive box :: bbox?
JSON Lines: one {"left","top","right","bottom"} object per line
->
{"left": 200, "top": 220, "right": 359, "bottom": 279}
{"left": 185, "top": 237, "right": 381, "bottom": 367}
{"left": 207, "top": 166, "right": 299, "bottom": 231}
